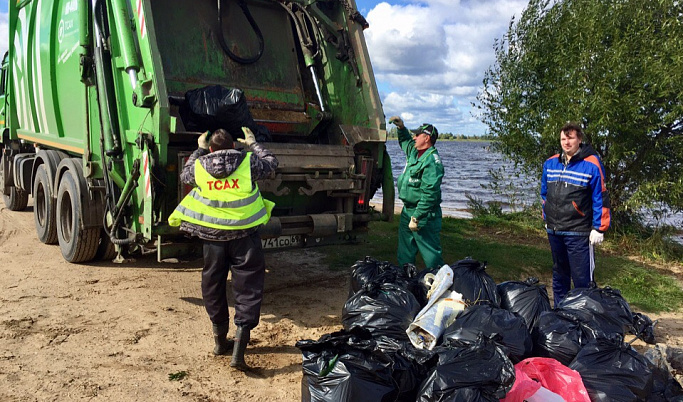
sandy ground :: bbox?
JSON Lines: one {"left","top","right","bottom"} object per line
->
{"left": 1, "top": 200, "right": 682, "bottom": 401}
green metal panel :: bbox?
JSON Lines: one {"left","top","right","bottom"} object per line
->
{"left": 6, "top": 0, "right": 89, "bottom": 153}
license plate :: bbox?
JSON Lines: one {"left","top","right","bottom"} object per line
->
{"left": 261, "top": 235, "right": 302, "bottom": 249}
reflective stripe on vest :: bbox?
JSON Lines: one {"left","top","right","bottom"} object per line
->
{"left": 168, "top": 152, "right": 274, "bottom": 230}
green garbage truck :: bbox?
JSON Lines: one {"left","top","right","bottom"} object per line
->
{"left": 0, "top": 0, "right": 394, "bottom": 263}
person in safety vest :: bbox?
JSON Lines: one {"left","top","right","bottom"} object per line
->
{"left": 169, "top": 127, "right": 278, "bottom": 371}
{"left": 541, "top": 122, "right": 610, "bottom": 307}
{"left": 389, "top": 116, "right": 445, "bottom": 270}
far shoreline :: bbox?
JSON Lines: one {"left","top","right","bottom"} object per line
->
{"left": 369, "top": 201, "right": 472, "bottom": 219}
{"left": 385, "top": 138, "right": 492, "bottom": 143}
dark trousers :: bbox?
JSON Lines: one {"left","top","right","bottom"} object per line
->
{"left": 548, "top": 233, "right": 594, "bottom": 307}
{"left": 202, "top": 232, "right": 266, "bottom": 330}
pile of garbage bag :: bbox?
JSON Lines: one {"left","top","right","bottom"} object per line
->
{"left": 297, "top": 255, "right": 683, "bottom": 402}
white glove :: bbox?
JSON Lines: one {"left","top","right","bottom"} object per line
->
{"left": 409, "top": 216, "right": 419, "bottom": 232}
{"left": 589, "top": 230, "right": 604, "bottom": 245}
{"left": 389, "top": 115, "right": 405, "bottom": 130}
{"left": 198, "top": 131, "right": 210, "bottom": 150}
{"left": 237, "top": 127, "right": 256, "bottom": 147}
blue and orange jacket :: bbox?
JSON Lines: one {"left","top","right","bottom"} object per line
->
{"left": 541, "top": 143, "right": 610, "bottom": 235}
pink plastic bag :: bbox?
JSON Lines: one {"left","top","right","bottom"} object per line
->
{"left": 501, "top": 357, "right": 590, "bottom": 402}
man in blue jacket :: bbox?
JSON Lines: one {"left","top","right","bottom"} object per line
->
{"left": 541, "top": 123, "right": 610, "bottom": 307}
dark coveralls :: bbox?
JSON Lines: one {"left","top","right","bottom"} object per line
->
{"left": 177, "top": 144, "right": 278, "bottom": 329}
{"left": 396, "top": 127, "right": 445, "bottom": 269}
{"left": 541, "top": 143, "right": 610, "bottom": 306}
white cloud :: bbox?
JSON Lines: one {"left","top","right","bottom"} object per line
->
{"left": 365, "top": 0, "right": 527, "bottom": 135}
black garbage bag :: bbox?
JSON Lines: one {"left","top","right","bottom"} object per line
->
{"left": 374, "top": 336, "right": 436, "bottom": 402}
{"left": 417, "top": 335, "right": 515, "bottom": 401}
{"left": 643, "top": 345, "right": 683, "bottom": 401}
{"left": 409, "top": 266, "right": 441, "bottom": 307}
{"left": 556, "top": 283, "right": 634, "bottom": 341}
{"left": 349, "top": 257, "right": 416, "bottom": 298}
{"left": 532, "top": 310, "right": 588, "bottom": 366}
{"left": 342, "top": 283, "right": 422, "bottom": 341}
{"left": 441, "top": 304, "right": 532, "bottom": 363}
{"left": 179, "top": 85, "right": 271, "bottom": 141}
{"left": 449, "top": 258, "right": 500, "bottom": 307}
{"left": 297, "top": 329, "right": 398, "bottom": 402}
{"left": 631, "top": 312, "right": 657, "bottom": 344}
{"left": 497, "top": 277, "right": 552, "bottom": 331}
{"left": 568, "top": 335, "right": 653, "bottom": 402}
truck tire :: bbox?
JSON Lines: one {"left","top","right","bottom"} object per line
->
{"left": 56, "top": 171, "right": 99, "bottom": 263}
{"left": 95, "top": 229, "right": 117, "bottom": 261}
{"left": 2, "top": 186, "right": 29, "bottom": 211}
{"left": 0, "top": 155, "right": 29, "bottom": 211}
{"left": 33, "top": 165, "right": 58, "bottom": 244}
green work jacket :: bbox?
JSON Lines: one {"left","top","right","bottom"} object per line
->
{"left": 396, "top": 127, "right": 444, "bottom": 224}
{"left": 168, "top": 152, "right": 274, "bottom": 230}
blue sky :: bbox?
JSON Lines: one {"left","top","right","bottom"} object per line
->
{"left": 0, "top": 0, "right": 527, "bottom": 135}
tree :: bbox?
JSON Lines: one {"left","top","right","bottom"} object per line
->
{"left": 476, "top": 0, "right": 683, "bottom": 225}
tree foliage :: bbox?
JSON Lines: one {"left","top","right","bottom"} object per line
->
{"left": 476, "top": 0, "right": 683, "bottom": 225}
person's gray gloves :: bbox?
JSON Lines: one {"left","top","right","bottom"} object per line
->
{"left": 409, "top": 216, "right": 419, "bottom": 232}
{"left": 389, "top": 116, "right": 405, "bottom": 130}
{"left": 589, "top": 229, "right": 604, "bottom": 245}
{"left": 198, "top": 131, "right": 210, "bottom": 150}
{"left": 237, "top": 127, "right": 256, "bottom": 147}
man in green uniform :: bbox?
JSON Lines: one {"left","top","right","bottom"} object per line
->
{"left": 389, "top": 116, "right": 445, "bottom": 269}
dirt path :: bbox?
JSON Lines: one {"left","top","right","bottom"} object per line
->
{"left": 1, "top": 201, "right": 682, "bottom": 401}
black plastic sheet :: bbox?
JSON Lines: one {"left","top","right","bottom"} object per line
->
{"left": 568, "top": 335, "right": 653, "bottom": 402}
{"left": 342, "top": 283, "right": 422, "bottom": 341}
{"left": 631, "top": 312, "right": 657, "bottom": 344}
{"left": 449, "top": 258, "right": 500, "bottom": 307}
{"left": 349, "top": 257, "right": 416, "bottom": 298}
{"left": 179, "top": 85, "right": 271, "bottom": 141}
{"left": 497, "top": 277, "right": 552, "bottom": 331}
{"left": 410, "top": 266, "right": 441, "bottom": 307}
{"left": 374, "top": 336, "right": 436, "bottom": 402}
{"left": 441, "top": 304, "right": 532, "bottom": 363}
{"left": 417, "top": 336, "right": 515, "bottom": 401}
{"left": 532, "top": 310, "right": 587, "bottom": 366}
{"left": 555, "top": 283, "right": 634, "bottom": 341}
{"left": 644, "top": 345, "right": 683, "bottom": 401}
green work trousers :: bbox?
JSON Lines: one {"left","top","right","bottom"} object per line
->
{"left": 397, "top": 207, "right": 445, "bottom": 269}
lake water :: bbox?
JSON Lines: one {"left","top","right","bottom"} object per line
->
{"left": 372, "top": 140, "right": 683, "bottom": 231}
{"left": 372, "top": 140, "right": 538, "bottom": 218}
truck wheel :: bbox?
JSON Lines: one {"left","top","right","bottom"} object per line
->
{"left": 95, "top": 229, "right": 117, "bottom": 261}
{"left": 56, "top": 171, "right": 99, "bottom": 263}
{"left": 33, "top": 165, "right": 58, "bottom": 244}
{"left": 0, "top": 155, "right": 29, "bottom": 211}
{"left": 2, "top": 186, "right": 29, "bottom": 211}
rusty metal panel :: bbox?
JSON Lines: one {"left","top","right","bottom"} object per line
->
{"left": 151, "top": 0, "right": 306, "bottom": 109}
{"left": 263, "top": 143, "right": 354, "bottom": 172}
{"left": 339, "top": 124, "right": 387, "bottom": 145}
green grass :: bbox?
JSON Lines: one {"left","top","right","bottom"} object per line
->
{"left": 316, "top": 214, "right": 683, "bottom": 313}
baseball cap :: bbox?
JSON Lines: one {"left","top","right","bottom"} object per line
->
{"left": 412, "top": 123, "right": 439, "bottom": 143}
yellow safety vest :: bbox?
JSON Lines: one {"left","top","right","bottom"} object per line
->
{"left": 168, "top": 153, "right": 274, "bottom": 230}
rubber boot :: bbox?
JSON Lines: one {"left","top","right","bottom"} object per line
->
{"left": 230, "top": 326, "right": 250, "bottom": 371}
{"left": 212, "top": 322, "right": 234, "bottom": 356}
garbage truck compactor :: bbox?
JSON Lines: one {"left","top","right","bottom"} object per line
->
{"left": 0, "top": 0, "right": 394, "bottom": 263}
